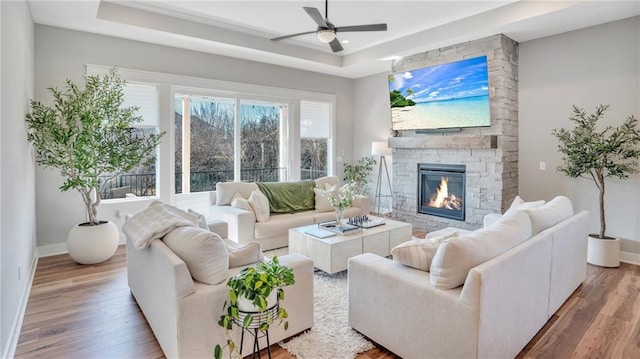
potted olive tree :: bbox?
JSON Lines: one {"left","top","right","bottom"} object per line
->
{"left": 215, "top": 257, "right": 295, "bottom": 359}
{"left": 343, "top": 156, "right": 376, "bottom": 196}
{"left": 26, "top": 68, "right": 164, "bottom": 264}
{"left": 552, "top": 105, "right": 640, "bottom": 267}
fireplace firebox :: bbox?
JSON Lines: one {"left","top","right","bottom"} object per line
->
{"left": 418, "top": 163, "right": 466, "bottom": 221}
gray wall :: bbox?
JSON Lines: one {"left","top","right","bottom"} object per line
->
{"left": 33, "top": 25, "right": 355, "bottom": 248}
{"left": 1, "top": 1, "right": 37, "bottom": 357}
{"left": 519, "top": 16, "right": 640, "bottom": 257}
{"left": 352, "top": 16, "right": 640, "bottom": 258}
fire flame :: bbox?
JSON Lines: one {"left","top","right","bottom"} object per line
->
{"left": 428, "top": 177, "right": 463, "bottom": 211}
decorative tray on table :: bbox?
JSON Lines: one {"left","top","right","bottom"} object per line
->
{"left": 318, "top": 221, "right": 362, "bottom": 235}
{"left": 347, "top": 215, "right": 386, "bottom": 229}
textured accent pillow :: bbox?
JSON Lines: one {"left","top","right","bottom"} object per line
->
{"left": 314, "top": 187, "right": 334, "bottom": 212}
{"left": 503, "top": 196, "right": 545, "bottom": 217}
{"left": 231, "top": 192, "right": 253, "bottom": 212}
{"left": 248, "top": 189, "right": 270, "bottom": 222}
{"left": 150, "top": 200, "right": 199, "bottom": 226}
{"left": 430, "top": 210, "right": 533, "bottom": 289}
{"left": 224, "top": 240, "right": 265, "bottom": 268}
{"left": 526, "top": 195, "right": 574, "bottom": 235}
{"left": 187, "top": 208, "right": 209, "bottom": 229}
{"left": 162, "top": 226, "right": 229, "bottom": 285}
{"left": 391, "top": 231, "right": 459, "bottom": 271}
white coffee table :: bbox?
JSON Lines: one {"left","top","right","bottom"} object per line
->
{"left": 288, "top": 216, "right": 412, "bottom": 274}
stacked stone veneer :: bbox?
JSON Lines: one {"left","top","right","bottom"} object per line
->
{"left": 391, "top": 34, "right": 519, "bottom": 233}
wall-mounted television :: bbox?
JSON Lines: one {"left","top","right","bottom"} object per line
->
{"left": 388, "top": 55, "right": 490, "bottom": 131}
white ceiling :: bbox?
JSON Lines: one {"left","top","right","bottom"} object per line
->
{"left": 28, "top": 1, "right": 640, "bottom": 78}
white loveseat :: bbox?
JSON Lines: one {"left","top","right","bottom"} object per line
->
{"left": 348, "top": 196, "right": 589, "bottom": 359}
{"left": 209, "top": 176, "right": 370, "bottom": 250}
{"left": 126, "top": 231, "right": 314, "bottom": 358}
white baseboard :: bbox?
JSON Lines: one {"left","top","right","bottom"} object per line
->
{"left": 620, "top": 251, "right": 640, "bottom": 266}
{"left": 3, "top": 255, "right": 38, "bottom": 359}
{"left": 37, "top": 243, "right": 68, "bottom": 257}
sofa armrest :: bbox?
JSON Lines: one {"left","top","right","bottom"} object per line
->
{"left": 483, "top": 213, "right": 502, "bottom": 228}
{"left": 209, "top": 205, "right": 256, "bottom": 244}
{"left": 126, "top": 235, "right": 195, "bottom": 358}
{"left": 351, "top": 195, "right": 371, "bottom": 215}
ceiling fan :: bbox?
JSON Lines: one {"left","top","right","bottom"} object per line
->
{"left": 271, "top": 0, "right": 388, "bottom": 53}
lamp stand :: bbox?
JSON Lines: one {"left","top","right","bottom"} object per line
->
{"left": 374, "top": 155, "right": 393, "bottom": 215}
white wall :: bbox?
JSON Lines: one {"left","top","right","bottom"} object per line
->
{"left": 353, "top": 72, "right": 393, "bottom": 207}
{"left": 519, "top": 17, "right": 640, "bottom": 258}
{"left": 1, "top": 1, "right": 37, "bottom": 358}
{"left": 33, "top": 25, "right": 355, "bottom": 248}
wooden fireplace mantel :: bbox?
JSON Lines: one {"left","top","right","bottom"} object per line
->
{"left": 388, "top": 135, "right": 497, "bottom": 149}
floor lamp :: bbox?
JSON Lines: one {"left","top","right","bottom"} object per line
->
{"left": 372, "top": 141, "right": 392, "bottom": 215}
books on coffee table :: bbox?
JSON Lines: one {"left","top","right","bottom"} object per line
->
{"left": 318, "top": 221, "right": 362, "bottom": 235}
{"left": 304, "top": 227, "right": 336, "bottom": 239}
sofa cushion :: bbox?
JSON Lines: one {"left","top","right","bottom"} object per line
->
{"left": 248, "top": 189, "right": 270, "bottom": 223}
{"left": 314, "top": 175, "right": 339, "bottom": 188}
{"left": 254, "top": 212, "right": 315, "bottom": 239}
{"left": 391, "top": 231, "right": 459, "bottom": 271}
{"left": 504, "top": 196, "right": 545, "bottom": 216}
{"left": 162, "top": 226, "right": 229, "bottom": 285}
{"left": 187, "top": 208, "right": 209, "bottom": 229}
{"left": 526, "top": 195, "right": 574, "bottom": 235}
{"left": 216, "top": 182, "right": 258, "bottom": 205}
{"left": 223, "top": 240, "right": 264, "bottom": 268}
{"left": 256, "top": 181, "right": 316, "bottom": 213}
{"left": 430, "top": 210, "right": 533, "bottom": 289}
{"left": 314, "top": 187, "right": 334, "bottom": 212}
{"left": 231, "top": 192, "right": 253, "bottom": 212}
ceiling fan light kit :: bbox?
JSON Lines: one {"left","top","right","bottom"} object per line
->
{"left": 271, "top": 0, "right": 388, "bottom": 53}
{"left": 317, "top": 29, "right": 336, "bottom": 43}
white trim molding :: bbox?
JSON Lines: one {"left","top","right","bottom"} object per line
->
{"left": 620, "top": 251, "right": 640, "bottom": 266}
{"left": 3, "top": 255, "right": 38, "bottom": 359}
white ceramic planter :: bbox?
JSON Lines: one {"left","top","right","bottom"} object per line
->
{"left": 587, "top": 235, "right": 620, "bottom": 268}
{"left": 67, "top": 221, "right": 119, "bottom": 264}
{"left": 237, "top": 291, "right": 278, "bottom": 312}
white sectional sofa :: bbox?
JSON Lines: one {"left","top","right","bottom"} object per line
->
{"left": 209, "top": 176, "right": 370, "bottom": 250}
{"left": 125, "top": 217, "right": 314, "bottom": 358}
{"left": 348, "top": 196, "right": 589, "bottom": 359}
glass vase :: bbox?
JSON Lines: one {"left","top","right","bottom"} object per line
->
{"left": 334, "top": 206, "right": 345, "bottom": 226}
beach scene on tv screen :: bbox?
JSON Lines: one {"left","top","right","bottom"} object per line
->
{"left": 389, "top": 56, "right": 490, "bottom": 130}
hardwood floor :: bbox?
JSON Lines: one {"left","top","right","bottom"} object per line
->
{"left": 15, "top": 244, "right": 640, "bottom": 359}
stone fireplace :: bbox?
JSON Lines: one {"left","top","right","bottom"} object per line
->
{"left": 390, "top": 34, "right": 519, "bottom": 233}
{"left": 418, "top": 164, "right": 466, "bottom": 221}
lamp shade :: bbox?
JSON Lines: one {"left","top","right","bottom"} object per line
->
{"left": 371, "top": 141, "right": 391, "bottom": 156}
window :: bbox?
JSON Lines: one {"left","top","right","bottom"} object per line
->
{"left": 300, "top": 100, "right": 332, "bottom": 180}
{"left": 175, "top": 95, "right": 289, "bottom": 192}
{"left": 101, "top": 83, "right": 160, "bottom": 199}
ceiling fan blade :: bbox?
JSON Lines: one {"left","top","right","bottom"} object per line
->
{"left": 329, "top": 38, "right": 343, "bottom": 53}
{"left": 304, "top": 7, "right": 328, "bottom": 28}
{"left": 271, "top": 30, "right": 318, "bottom": 41}
{"left": 336, "top": 24, "right": 388, "bottom": 33}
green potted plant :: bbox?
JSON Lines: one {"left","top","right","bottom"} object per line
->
{"left": 25, "top": 68, "right": 165, "bottom": 264}
{"left": 343, "top": 156, "right": 376, "bottom": 196}
{"left": 215, "top": 257, "right": 295, "bottom": 359}
{"left": 552, "top": 104, "right": 640, "bottom": 267}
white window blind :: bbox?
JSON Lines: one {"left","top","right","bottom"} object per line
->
{"left": 300, "top": 100, "right": 331, "bottom": 138}
{"left": 121, "top": 83, "right": 158, "bottom": 127}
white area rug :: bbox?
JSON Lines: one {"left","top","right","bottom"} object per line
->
{"left": 279, "top": 270, "right": 375, "bottom": 359}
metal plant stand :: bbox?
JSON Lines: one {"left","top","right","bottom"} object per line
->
{"left": 235, "top": 302, "right": 279, "bottom": 359}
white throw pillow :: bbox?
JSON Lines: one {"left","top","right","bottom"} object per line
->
{"left": 231, "top": 192, "right": 254, "bottom": 213}
{"left": 150, "top": 200, "right": 199, "bottom": 226}
{"left": 224, "top": 241, "right": 265, "bottom": 268}
{"left": 162, "top": 226, "right": 229, "bottom": 285}
{"left": 526, "top": 195, "right": 574, "bottom": 235}
{"left": 314, "top": 187, "right": 334, "bottom": 212}
{"left": 391, "top": 232, "right": 458, "bottom": 271}
{"left": 187, "top": 208, "right": 209, "bottom": 229}
{"left": 503, "top": 196, "right": 545, "bottom": 217}
{"left": 430, "top": 210, "right": 533, "bottom": 289}
{"left": 248, "top": 189, "right": 270, "bottom": 223}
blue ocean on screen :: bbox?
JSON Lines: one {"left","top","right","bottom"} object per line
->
{"left": 411, "top": 95, "right": 490, "bottom": 129}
